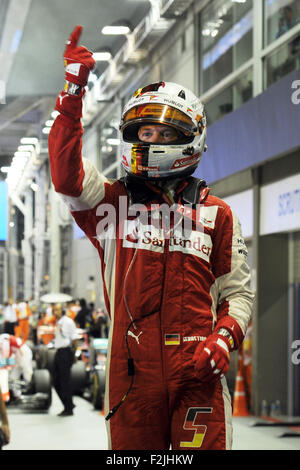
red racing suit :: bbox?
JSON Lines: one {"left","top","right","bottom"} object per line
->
{"left": 48, "top": 111, "right": 253, "bottom": 450}
{"left": 0, "top": 334, "right": 22, "bottom": 359}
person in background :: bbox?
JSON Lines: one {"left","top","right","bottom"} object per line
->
{"left": 29, "top": 304, "right": 39, "bottom": 345}
{"left": 66, "top": 300, "right": 80, "bottom": 321}
{"left": 88, "top": 308, "right": 108, "bottom": 339}
{"left": 0, "top": 333, "right": 33, "bottom": 400}
{"left": 75, "top": 298, "right": 89, "bottom": 329}
{"left": 10, "top": 341, "right": 33, "bottom": 396}
{"left": 84, "top": 302, "right": 95, "bottom": 331}
{"left": 38, "top": 305, "right": 57, "bottom": 345}
{"left": 0, "top": 384, "right": 10, "bottom": 450}
{"left": 52, "top": 304, "right": 78, "bottom": 416}
{"left": 276, "top": 5, "right": 299, "bottom": 38}
{"left": 2, "top": 300, "right": 18, "bottom": 336}
{"left": 14, "top": 299, "right": 32, "bottom": 343}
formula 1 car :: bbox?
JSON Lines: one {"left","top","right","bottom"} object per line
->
{"left": 35, "top": 334, "right": 108, "bottom": 411}
{"left": 7, "top": 368, "right": 52, "bottom": 411}
{"left": 71, "top": 337, "right": 107, "bottom": 410}
{"left": 0, "top": 339, "right": 52, "bottom": 411}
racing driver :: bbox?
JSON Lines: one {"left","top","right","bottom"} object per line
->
{"left": 48, "top": 26, "right": 254, "bottom": 450}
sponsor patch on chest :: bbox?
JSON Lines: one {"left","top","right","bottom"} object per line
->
{"left": 169, "top": 229, "right": 212, "bottom": 262}
{"left": 122, "top": 220, "right": 212, "bottom": 262}
{"left": 198, "top": 205, "right": 218, "bottom": 229}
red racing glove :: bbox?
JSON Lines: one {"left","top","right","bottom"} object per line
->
{"left": 55, "top": 25, "right": 95, "bottom": 120}
{"left": 192, "top": 333, "right": 231, "bottom": 383}
{"left": 64, "top": 25, "right": 95, "bottom": 88}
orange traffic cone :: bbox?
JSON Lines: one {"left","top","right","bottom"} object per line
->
{"left": 232, "top": 365, "right": 250, "bottom": 417}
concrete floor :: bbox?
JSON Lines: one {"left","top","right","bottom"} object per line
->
{"left": 4, "top": 389, "right": 108, "bottom": 451}
{"left": 2, "top": 390, "right": 300, "bottom": 451}
{"left": 232, "top": 416, "right": 300, "bottom": 450}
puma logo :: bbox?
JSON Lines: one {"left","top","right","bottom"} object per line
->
{"left": 128, "top": 330, "right": 143, "bottom": 344}
{"left": 58, "top": 93, "right": 69, "bottom": 105}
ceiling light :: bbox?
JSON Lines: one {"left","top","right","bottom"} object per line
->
{"left": 14, "top": 151, "right": 31, "bottom": 158}
{"left": 102, "top": 128, "right": 113, "bottom": 136}
{"left": 42, "top": 127, "right": 51, "bottom": 135}
{"left": 101, "top": 25, "right": 131, "bottom": 35}
{"left": 20, "top": 137, "right": 38, "bottom": 145}
{"left": 93, "top": 51, "right": 112, "bottom": 61}
{"left": 101, "top": 145, "right": 113, "bottom": 153}
{"left": 51, "top": 110, "right": 60, "bottom": 119}
{"left": 106, "top": 138, "right": 120, "bottom": 146}
{"left": 0, "top": 167, "right": 10, "bottom": 173}
{"left": 45, "top": 120, "right": 54, "bottom": 127}
{"left": 18, "top": 144, "right": 34, "bottom": 152}
{"left": 12, "top": 156, "right": 28, "bottom": 168}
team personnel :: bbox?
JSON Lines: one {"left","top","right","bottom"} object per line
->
{"left": 2, "top": 300, "right": 18, "bottom": 336}
{"left": 52, "top": 304, "right": 78, "bottom": 416}
{"left": 0, "top": 334, "right": 33, "bottom": 399}
{"left": 48, "top": 26, "right": 254, "bottom": 449}
{"left": 0, "top": 384, "right": 10, "bottom": 449}
{"left": 15, "top": 299, "right": 32, "bottom": 342}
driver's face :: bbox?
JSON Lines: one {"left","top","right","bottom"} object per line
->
{"left": 138, "top": 124, "right": 179, "bottom": 143}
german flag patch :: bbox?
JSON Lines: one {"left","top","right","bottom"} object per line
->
{"left": 165, "top": 334, "right": 180, "bottom": 346}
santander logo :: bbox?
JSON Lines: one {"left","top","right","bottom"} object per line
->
{"left": 123, "top": 222, "right": 212, "bottom": 262}
{"left": 171, "top": 153, "right": 200, "bottom": 169}
{"left": 125, "top": 223, "right": 139, "bottom": 243}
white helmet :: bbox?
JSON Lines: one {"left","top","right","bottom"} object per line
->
{"left": 120, "top": 81, "right": 207, "bottom": 180}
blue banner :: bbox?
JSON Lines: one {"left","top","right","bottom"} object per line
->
{"left": 194, "top": 69, "right": 300, "bottom": 184}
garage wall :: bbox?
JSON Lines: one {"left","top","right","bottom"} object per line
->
{"left": 71, "top": 126, "right": 104, "bottom": 307}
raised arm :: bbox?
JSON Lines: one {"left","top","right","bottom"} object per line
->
{"left": 48, "top": 25, "right": 108, "bottom": 212}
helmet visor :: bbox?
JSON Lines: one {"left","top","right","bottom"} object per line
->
{"left": 122, "top": 103, "right": 196, "bottom": 135}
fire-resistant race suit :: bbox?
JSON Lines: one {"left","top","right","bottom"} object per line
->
{"left": 0, "top": 334, "right": 33, "bottom": 401}
{"left": 48, "top": 26, "right": 254, "bottom": 450}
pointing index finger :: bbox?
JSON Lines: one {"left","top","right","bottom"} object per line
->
{"left": 68, "top": 25, "right": 83, "bottom": 47}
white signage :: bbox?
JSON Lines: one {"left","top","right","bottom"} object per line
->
{"left": 260, "top": 173, "right": 300, "bottom": 235}
{"left": 223, "top": 189, "right": 253, "bottom": 239}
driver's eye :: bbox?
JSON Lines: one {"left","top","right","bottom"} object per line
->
{"left": 163, "top": 131, "right": 174, "bottom": 138}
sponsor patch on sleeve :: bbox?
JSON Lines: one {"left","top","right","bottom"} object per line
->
{"left": 66, "top": 62, "right": 81, "bottom": 76}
